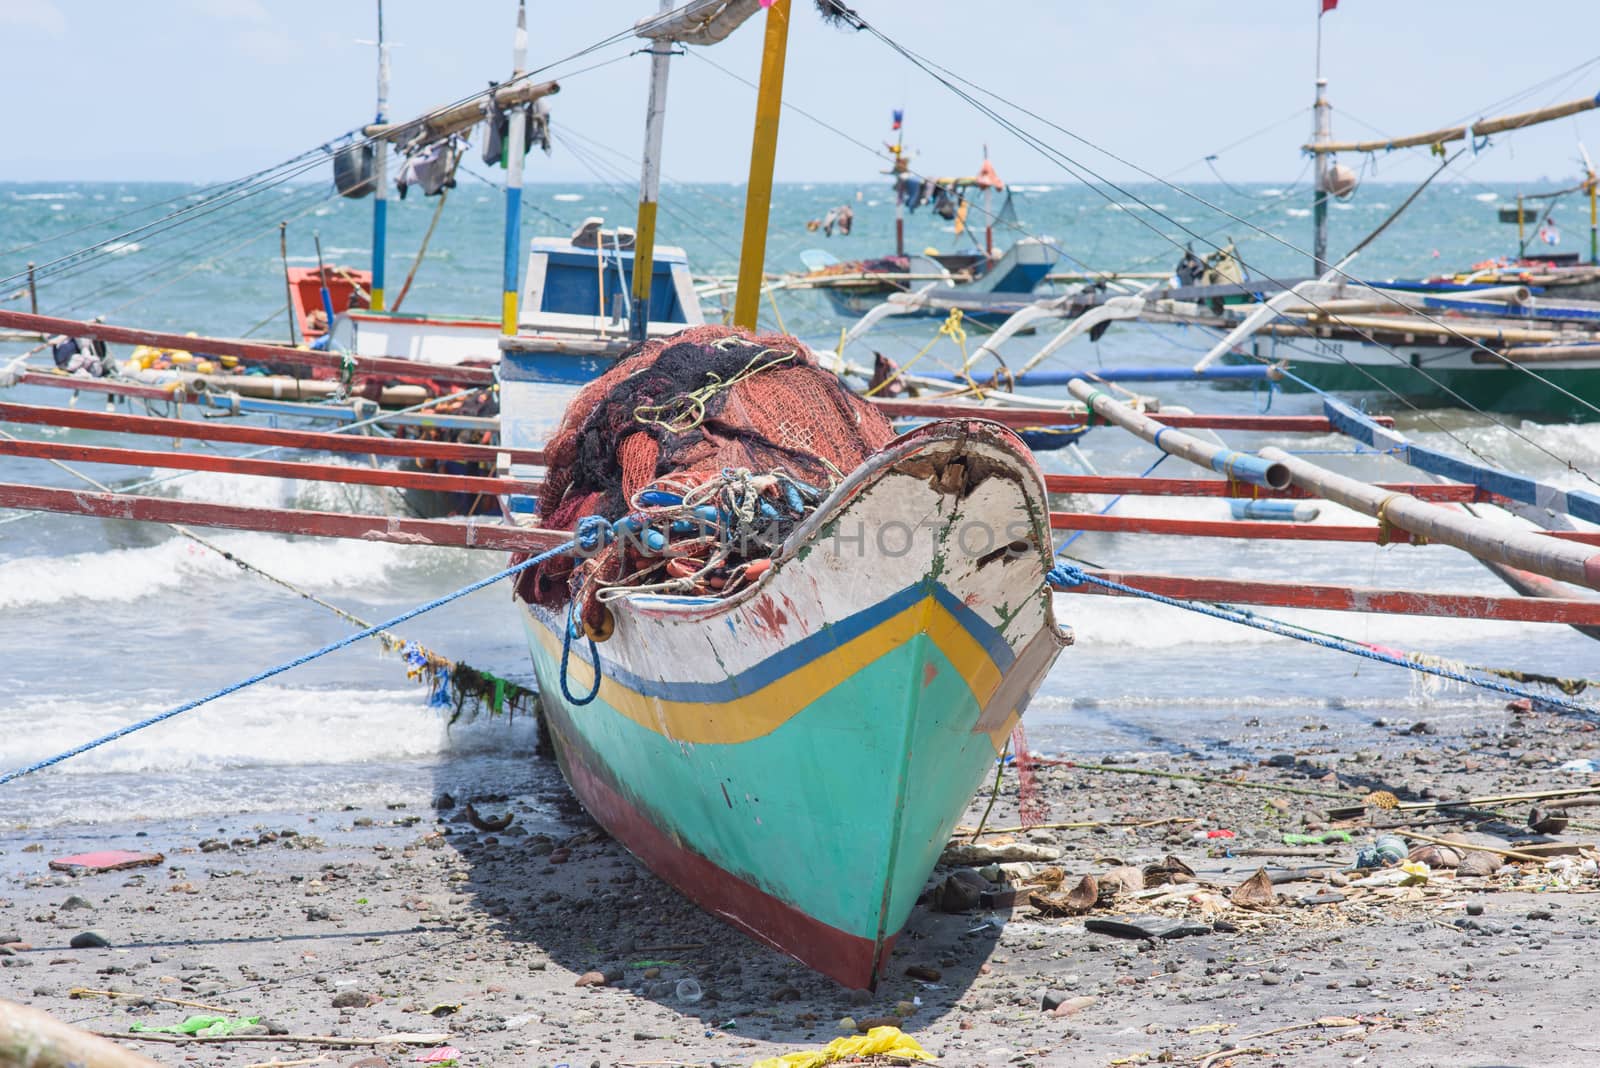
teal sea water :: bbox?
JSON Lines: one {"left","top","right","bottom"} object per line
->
{"left": 2, "top": 175, "right": 1598, "bottom": 831}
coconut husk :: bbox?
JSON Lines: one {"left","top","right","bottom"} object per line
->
{"left": 1030, "top": 873, "right": 1100, "bottom": 918}
{"left": 1230, "top": 867, "right": 1278, "bottom": 909}
{"left": 1455, "top": 850, "right": 1501, "bottom": 878}
{"left": 1031, "top": 865, "right": 1067, "bottom": 891}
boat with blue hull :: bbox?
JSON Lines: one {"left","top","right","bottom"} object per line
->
{"left": 510, "top": 403, "right": 1069, "bottom": 987}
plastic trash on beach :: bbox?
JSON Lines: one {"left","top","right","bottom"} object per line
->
{"left": 130, "top": 1014, "right": 261, "bottom": 1037}
{"left": 753, "top": 1025, "right": 935, "bottom": 1068}
{"left": 1558, "top": 758, "right": 1600, "bottom": 773}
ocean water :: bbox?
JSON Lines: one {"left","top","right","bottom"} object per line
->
{"left": 2, "top": 176, "right": 1598, "bottom": 831}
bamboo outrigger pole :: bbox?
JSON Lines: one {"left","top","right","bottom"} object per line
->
{"left": 1260, "top": 446, "right": 1600, "bottom": 593}
{"left": 1305, "top": 92, "right": 1600, "bottom": 155}
{"left": 732, "top": 0, "right": 791, "bottom": 330}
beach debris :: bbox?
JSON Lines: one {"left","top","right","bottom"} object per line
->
{"left": 60, "top": 895, "right": 94, "bottom": 911}
{"left": 904, "top": 964, "right": 942, "bottom": 982}
{"left": 1456, "top": 851, "right": 1501, "bottom": 878}
{"left": 1406, "top": 843, "right": 1462, "bottom": 868}
{"left": 1528, "top": 806, "right": 1570, "bottom": 834}
{"left": 1354, "top": 834, "right": 1408, "bottom": 869}
{"left": 674, "top": 978, "right": 703, "bottom": 1003}
{"left": 1142, "top": 855, "right": 1195, "bottom": 887}
{"left": 331, "top": 991, "right": 379, "bottom": 1009}
{"left": 1283, "top": 830, "right": 1353, "bottom": 846}
{"left": 1229, "top": 868, "right": 1278, "bottom": 909}
{"left": 130, "top": 1015, "right": 264, "bottom": 1038}
{"left": 753, "top": 1024, "right": 934, "bottom": 1068}
{"left": 0, "top": 997, "right": 164, "bottom": 1067}
{"left": 1100, "top": 865, "right": 1146, "bottom": 897}
{"left": 414, "top": 1048, "right": 461, "bottom": 1065}
{"left": 574, "top": 971, "right": 607, "bottom": 988}
{"left": 1084, "top": 918, "right": 1209, "bottom": 940}
{"left": 939, "top": 839, "right": 1062, "bottom": 865}
{"left": 69, "top": 931, "right": 111, "bottom": 949}
{"left": 69, "top": 988, "right": 231, "bottom": 1014}
{"left": 1029, "top": 874, "right": 1098, "bottom": 917}
{"left": 462, "top": 803, "right": 513, "bottom": 832}
{"left": 425, "top": 1003, "right": 461, "bottom": 1017}
{"left": 48, "top": 851, "right": 164, "bottom": 875}
{"left": 932, "top": 868, "right": 989, "bottom": 913}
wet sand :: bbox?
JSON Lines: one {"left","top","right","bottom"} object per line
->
{"left": 5, "top": 696, "right": 1599, "bottom": 1067}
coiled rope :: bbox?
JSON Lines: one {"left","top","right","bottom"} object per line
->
{"left": 1046, "top": 563, "right": 1600, "bottom": 719}
{"left": 0, "top": 535, "right": 585, "bottom": 787}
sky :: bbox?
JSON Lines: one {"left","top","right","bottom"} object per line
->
{"left": 3, "top": 0, "right": 1599, "bottom": 190}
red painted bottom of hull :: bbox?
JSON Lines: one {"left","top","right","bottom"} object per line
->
{"left": 547, "top": 714, "right": 892, "bottom": 989}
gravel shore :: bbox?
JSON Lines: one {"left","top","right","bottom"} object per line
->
{"left": 5, "top": 695, "right": 1598, "bottom": 1067}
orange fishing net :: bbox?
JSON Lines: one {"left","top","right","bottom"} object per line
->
{"left": 520, "top": 326, "right": 894, "bottom": 611}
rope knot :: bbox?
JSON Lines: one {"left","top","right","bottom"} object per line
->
{"left": 1046, "top": 563, "right": 1085, "bottom": 588}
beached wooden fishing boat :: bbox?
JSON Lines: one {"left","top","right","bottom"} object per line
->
{"left": 504, "top": 329, "right": 1069, "bottom": 986}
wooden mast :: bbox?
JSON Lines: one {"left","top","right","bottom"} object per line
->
{"left": 501, "top": 0, "right": 530, "bottom": 335}
{"left": 370, "top": 0, "right": 390, "bottom": 311}
{"left": 630, "top": 0, "right": 676, "bottom": 342}
{"left": 731, "top": 0, "right": 792, "bottom": 330}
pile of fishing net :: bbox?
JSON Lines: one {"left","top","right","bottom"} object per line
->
{"left": 520, "top": 326, "right": 893, "bottom": 630}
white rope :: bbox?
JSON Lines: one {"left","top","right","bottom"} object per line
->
{"left": 0, "top": 353, "right": 31, "bottom": 389}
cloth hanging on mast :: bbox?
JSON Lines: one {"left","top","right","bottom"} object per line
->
{"left": 481, "top": 96, "right": 553, "bottom": 167}
{"left": 1320, "top": 0, "right": 1337, "bottom": 13}
{"left": 395, "top": 137, "right": 462, "bottom": 199}
{"left": 974, "top": 158, "right": 1004, "bottom": 190}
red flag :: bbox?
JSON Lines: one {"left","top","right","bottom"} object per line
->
{"left": 1321, "top": 0, "right": 1338, "bottom": 12}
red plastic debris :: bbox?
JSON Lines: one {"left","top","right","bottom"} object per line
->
{"left": 48, "top": 850, "right": 164, "bottom": 874}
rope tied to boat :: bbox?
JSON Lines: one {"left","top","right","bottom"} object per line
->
{"left": 633, "top": 341, "right": 800, "bottom": 433}
{"left": 0, "top": 533, "right": 589, "bottom": 787}
{"left": 864, "top": 308, "right": 967, "bottom": 397}
{"left": 558, "top": 518, "right": 611, "bottom": 708}
{"left": 1044, "top": 563, "right": 1600, "bottom": 719}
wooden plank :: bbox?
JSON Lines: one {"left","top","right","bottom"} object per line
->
{"left": 1049, "top": 510, "right": 1600, "bottom": 546}
{"left": 0, "top": 480, "right": 562, "bottom": 552}
{"left": 17, "top": 370, "right": 189, "bottom": 402}
{"left": 1054, "top": 568, "right": 1600, "bottom": 626}
{"left": 1042, "top": 473, "right": 1497, "bottom": 503}
{"left": 0, "top": 310, "right": 496, "bottom": 386}
{"left": 870, "top": 398, "right": 1391, "bottom": 431}
{"left": 0, "top": 438, "right": 541, "bottom": 498}
{"left": 0, "top": 401, "right": 544, "bottom": 466}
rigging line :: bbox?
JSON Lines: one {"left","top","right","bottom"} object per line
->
{"left": 85, "top": 190, "right": 341, "bottom": 322}
{"left": 15, "top": 165, "right": 337, "bottom": 290}
{"left": 1164, "top": 106, "right": 1312, "bottom": 179}
{"left": 1440, "top": 52, "right": 1600, "bottom": 130}
{"left": 52, "top": 181, "right": 336, "bottom": 310}
{"left": 896, "top": 44, "right": 1600, "bottom": 430}
{"left": 0, "top": 18, "right": 651, "bottom": 288}
{"left": 847, "top": 20, "right": 1600, "bottom": 485}
{"left": 552, "top": 132, "right": 746, "bottom": 266}
{"left": 44, "top": 182, "right": 337, "bottom": 313}
{"left": 0, "top": 142, "right": 344, "bottom": 261}
{"left": 457, "top": 162, "right": 576, "bottom": 230}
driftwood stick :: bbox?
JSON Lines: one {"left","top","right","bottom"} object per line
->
{"left": 93, "top": 1031, "right": 450, "bottom": 1048}
{"left": 69, "top": 986, "right": 232, "bottom": 1013}
{"left": 1397, "top": 830, "right": 1548, "bottom": 863}
{"left": 0, "top": 998, "right": 161, "bottom": 1068}
{"left": 1398, "top": 787, "right": 1600, "bottom": 811}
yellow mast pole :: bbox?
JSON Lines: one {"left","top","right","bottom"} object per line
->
{"left": 731, "top": 0, "right": 791, "bottom": 331}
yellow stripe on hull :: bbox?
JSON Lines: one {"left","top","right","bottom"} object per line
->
{"left": 531, "top": 594, "right": 1005, "bottom": 746}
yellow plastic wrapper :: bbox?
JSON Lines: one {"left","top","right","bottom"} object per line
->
{"left": 753, "top": 1025, "right": 935, "bottom": 1068}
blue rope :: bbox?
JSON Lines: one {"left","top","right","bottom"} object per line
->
{"left": 0, "top": 536, "right": 581, "bottom": 787}
{"left": 561, "top": 579, "right": 602, "bottom": 707}
{"left": 1046, "top": 562, "right": 1600, "bottom": 719}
